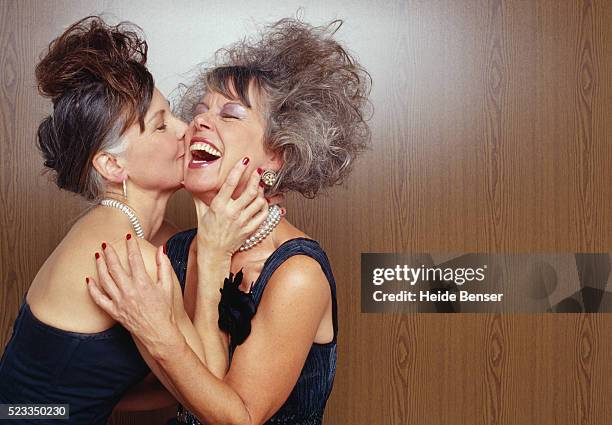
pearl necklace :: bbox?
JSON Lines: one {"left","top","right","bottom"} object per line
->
{"left": 238, "top": 204, "right": 282, "bottom": 252}
{"left": 99, "top": 199, "right": 145, "bottom": 239}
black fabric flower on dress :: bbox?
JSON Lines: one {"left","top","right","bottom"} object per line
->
{"left": 218, "top": 270, "right": 257, "bottom": 346}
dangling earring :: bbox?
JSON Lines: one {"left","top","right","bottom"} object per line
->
{"left": 260, "top": 170, "right": 278, "bottom": 187}
{"left": 122, "top": 177, "right": 128, "bottom": 199}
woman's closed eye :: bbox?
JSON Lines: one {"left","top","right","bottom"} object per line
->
{"left": 156, "top": 123, "right": 167, "bottom": 131}
{"left": 222, "top": 104, "right": 247, "bottom": 119}
{"left": 194, "top": 104, "right": 209, "bottom": 116}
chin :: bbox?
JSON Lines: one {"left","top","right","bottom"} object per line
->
{"left": 184, "top": 167, "right": 217, "bottom": 190}
{"left": 183, "top": 178, "right": 217, "bottom": 197}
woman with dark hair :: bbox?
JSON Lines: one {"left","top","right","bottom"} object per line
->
{"left": 89, "top": 18, "right": 371, "bottom": 425}
{"left": 0, "top": 16, "right": 269, "bottom": 424}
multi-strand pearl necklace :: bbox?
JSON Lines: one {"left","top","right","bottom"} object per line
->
{"left": 99, "top": 199, "right": 145, "bottom": 239}
{"left": 238, "top": 204, "right": 282, "bottom": 252}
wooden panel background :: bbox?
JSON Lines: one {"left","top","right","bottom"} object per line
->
{"left": 1, "top": 1, "right": 610, "bottom": 424}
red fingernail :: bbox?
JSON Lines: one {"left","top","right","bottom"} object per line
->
{"left": 259, "top": 181, "right": 265, "bottom": 187}
{"left": 257, "top": 167, "right": 263, "bottom": 175}
{"left": 163, "top": 244, "right": 167, "bottom": 255}
{"left": 126, "top": 233, "right": 132, "bottom": 240}
{"left": 86, "top": 277, "right": 89, "bottom": 284}
{"left": 101, "top": 242, "right": 107, "bottom": 250}
{"left": 242, "top": 157, "right": 249, "bottom": 165}
{"left": 95, "top": 252, "right": 100, "bottom": 260}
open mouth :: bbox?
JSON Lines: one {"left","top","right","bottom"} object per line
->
{"left": 189, "top": 140, "right": 222, "bottom": 167}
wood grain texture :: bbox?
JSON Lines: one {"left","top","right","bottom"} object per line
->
{"left": 0, "top": 1, "right": 610, "bottom": 424}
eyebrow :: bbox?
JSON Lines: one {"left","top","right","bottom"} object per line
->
{"left": 146, "top": 109, "right": 166, "bottom": 124}
{"left": 146, "top": 100, "right": 171, "bottom": 124}
{"left": 223, "top": 102, "right": 246, "bottom": 108}
{"left": 197, "top": 99, "right": 246, "bottom": 108}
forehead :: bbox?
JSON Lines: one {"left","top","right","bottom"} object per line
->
{"left": 147, "top": 89, "right": 169, "bottom": 111}
{"left": 201, "top": 90, "right": 237, "bottom": 104}
{"left": 201, "top": 77, "right": 266, "bottom": 110}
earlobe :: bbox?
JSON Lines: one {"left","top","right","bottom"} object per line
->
{"left": 92, "top": 152, "right": 127, "bottom": 183}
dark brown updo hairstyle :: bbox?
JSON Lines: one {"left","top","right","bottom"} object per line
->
{"left": 178, "top": 18, "right": 372, "bottom": 198}
{"left": 35, "top": 16, "right": 154, "bottom": 200}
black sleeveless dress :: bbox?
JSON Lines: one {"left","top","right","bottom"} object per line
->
{"left": 0, "top": 295, "right": 150, "bottom": 424}
{"left": 165, "top": 229, "right": 338, "bottom": 425}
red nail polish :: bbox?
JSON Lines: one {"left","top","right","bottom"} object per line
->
{"left": 95, "top": 252, "right": 100, "bottom": 260}
{"left": 101, "top": 242, "right": 107, "bottom": 250}
{"left": 163, "top": 244, "right": 167, "bottom": 255}
{"left": 242, "top": 157, "right": 249, "bottom": 165}
{"left": 259, "top": 181, "right": 265, "bottom": 187}
{"left": 126, "top": 233, "right": 132, "bottom": 240}
{"left": 86, "top": 277, "right": 89, "bottom": 284}
{"left": 257, "top": 167, "right": 263, "bottom": 175}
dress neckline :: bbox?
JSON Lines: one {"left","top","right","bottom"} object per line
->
{"left": 183, "top": 232, "right": 319, "bottom": 292}
{"left": 248, "top": 237, "right": 320, "bottom": 293}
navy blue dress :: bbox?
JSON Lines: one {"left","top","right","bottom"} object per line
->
{"left": 0, "top": 295, "right": 150, "bottom": 424}
{"left": 165, "top": 229, "right": 338, "bottom": 425}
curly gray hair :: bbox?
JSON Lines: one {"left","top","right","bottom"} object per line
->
{"left": 177, "top": 18, "right": 372, "bottom": 198}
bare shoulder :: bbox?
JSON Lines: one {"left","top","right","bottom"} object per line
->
{"left": 260, "top": 220, "right": 329, "bottom": 304}
{"left": 262, "top": 255, "right": 330, "bottom": 308}
{"left": 272, "top": 254, "right": 324, "bottom": 281}
{"left": 130, "top": 238, "right": 185, "bottom": 308}
{"left": 131, "top": 238, "right": 164, "bottom": 281}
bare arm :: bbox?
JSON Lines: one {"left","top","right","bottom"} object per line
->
{"left": 90, "top": 249, "right": 330, "bottom": 425}
{"left": 190, "top": 251, "right": 232, "bottom": 378}
{"left": 113, "top": 373, "right": 176, "bottom": 412}
{"left": 88, "top": 160, "right": 271, "bottom": 410}
{"left": 89, "top": 240, "right": 205, "bottom": 407}
{"left": 190, "top": 164, "right": 268, "bottom": 379}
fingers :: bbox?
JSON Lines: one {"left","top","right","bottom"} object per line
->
{"left": 242, "top": 198, "right": 269, "bottom": 235}
{"left": 156, "top": 246, "right": 174, "bottom": 295}
{"left": 215, "top": 157, "right": 250, "bottom": 205}
{"left": 94, "top": 248, "right": 122, "bottom": 301}
{"left": 125, "top": 234, "right": 148, "bottom": 283}
{"left": 240, "top": 192, "right": 268, "bottom": 227}
{"left": 86, "top": 276, "right": 118, "bottom": 318}
{"left": 233, "top": 168, "right": 264, "bottom": 210}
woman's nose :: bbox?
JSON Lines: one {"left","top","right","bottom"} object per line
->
{"left": 193, "top": 113, "right": 213, "bottom": 131}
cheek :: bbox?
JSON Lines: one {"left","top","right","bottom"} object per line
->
{"left": 142, "top": 138, "right": 177, "bottom": 163}
{"left": 183, "top": 169, "right": 221, "bottom": 196}
{"left": 228, "top": 136, "right": 266, "bottom": 167}
{"left": 221, "top": 123, "right": 264, "bottom": 149}
{"left": 125, "top": 142, "right": 179, "bottom": 184}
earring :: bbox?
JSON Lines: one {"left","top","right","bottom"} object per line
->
{"left": 122, "top": 177, "right": 128, "bottom": 199}
{"left": 260, "top": 170, "right": 278, "bottom": 187}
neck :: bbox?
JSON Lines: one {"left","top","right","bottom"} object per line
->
{"left": 100, "top": 187, "right": 175, "bottom": 240}
{"left": 195, "top": 190, "right": 217, "bottom": 207}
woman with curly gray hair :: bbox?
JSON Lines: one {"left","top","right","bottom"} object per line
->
{"left": 87, "top": 17, "right": 371, "bottom": 425}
